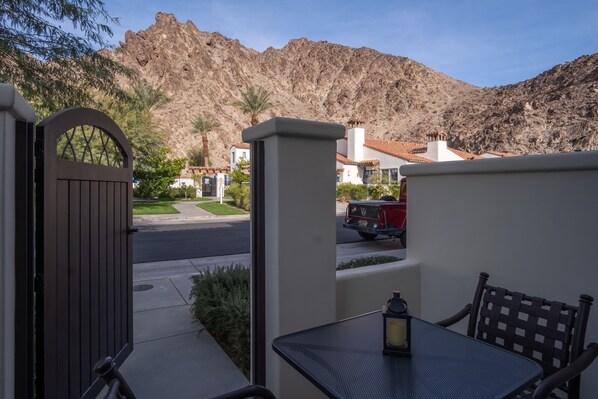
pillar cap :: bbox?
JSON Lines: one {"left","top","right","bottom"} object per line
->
{"left": 242, "top": 117, "right": 345, "bottom": 143}
{"left": 0, "top": 84, "right": 36, "bottom": 122}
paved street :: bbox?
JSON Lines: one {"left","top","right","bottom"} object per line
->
{"left": 133, "top": 215, "right": 391, "bottom": 263}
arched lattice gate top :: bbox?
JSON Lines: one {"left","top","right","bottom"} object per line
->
{"left": 36, "top": 107, "right": 134, "bottom": 399}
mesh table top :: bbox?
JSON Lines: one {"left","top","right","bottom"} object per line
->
{"left": 273, "top": 311, "right": 542, "bottom": 399}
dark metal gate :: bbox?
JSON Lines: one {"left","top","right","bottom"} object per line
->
{"left": 35, "top": 108, "right": 134, "bottom": 398}
{"left": 202, "top": 176, "right": 216, "bottom": 196}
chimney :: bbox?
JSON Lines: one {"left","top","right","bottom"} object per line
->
{"left": 347, "top": 119, "right": 365, "bottom": 162}
{"left": 426, "top": 130, "right": 449, "bottom": 161}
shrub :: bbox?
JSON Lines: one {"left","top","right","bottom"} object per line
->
{"left": 177, "top": 183, "right": 197, "bottom": 199}
{"left": 388, "top": 183, "right": 401, "bottom": 199}
{"left": 336, "top": 255, "right": 401, "bottom": 270}
{"left": 190, "top": 265, "right": 250, "bottom": 377}
{"left": 226, "top": 182, "right": 250, "bottom": 211}
{"left": 336, "top": 183, "right": 368, "bottom": 201}
{"left": 187, "top": 146, "right": 206, "bottom": 166}
{"left": 189, "top": 257, "right": 405, "bottom": 376}
{"left": 367, "top": 184, "right": 388, "bottom": 200}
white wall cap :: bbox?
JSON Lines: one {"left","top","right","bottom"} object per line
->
{"left": 336, "top": 259, "right": 420, "bottom": 280}
{"left": 242, "top": 117, "right": 345, "bottom": 142}
{"left": 0, "top": 84, "right": 36, "bottom": 122}
{"left": 401, "top": 151, "right": 598, "bottom": 177}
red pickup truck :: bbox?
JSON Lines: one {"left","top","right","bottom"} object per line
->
{"left": 342, "top": 178, "right": 407, "bottom": 247}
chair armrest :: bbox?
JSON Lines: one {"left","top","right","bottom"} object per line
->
{"left": 435, "top": 304, "right": 472, "bottom": 328}
{"left": 211, "top": 385, "right": 276, "bottom": 399}
{"left": 532, "top": 343, "right": 598, "bottom": 399}
{"left": 94, "top": 356, "right": 136, "bottom": 399}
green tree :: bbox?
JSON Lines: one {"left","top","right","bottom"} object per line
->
{"left": 99, "top": 81, "right": 168, "bottom": 166}
{"left": 186, "top": 146, "right": 206, "bottom": 167}
{"left": 134, "top": 148, "right": 186, "bottom": 198}
{"left": 132, "top": 81, "right": 170, "bottom": 111}
{"left": 230, "top": 159, "right": 250, "bottom": 184}
{"left": 233, "top": 86, "right": 273, "bottom": 125}
{"left": 191, "top": 114, "right": 219, "bottom": 166}
{"left": 0, "top": 0, "right": 133, "bottom": 114}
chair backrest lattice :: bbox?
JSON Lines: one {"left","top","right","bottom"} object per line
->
{"left": 467, "top": 273, "right": 593, "bottom": 399}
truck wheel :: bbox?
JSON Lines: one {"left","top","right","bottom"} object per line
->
{"left": 358, "top": 232, "right": 377, "bottom": 240}
{"left": 399, "top": 231, "right": 407, "bottom": 247}
{"left": 379, "top": 195, "right": 396, "bottom": 201}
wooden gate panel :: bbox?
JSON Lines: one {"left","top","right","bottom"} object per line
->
{"left": 79, "top": 180, "right": 91, "bottom": 391}
{"left": 68, "top": 180, "right": 82, "bottom": 398}
{"left": 89, "top": 180, "right": 100, "bottom": 389}
{"left": 36, "top": 108, "right": 133, "bottom": 398}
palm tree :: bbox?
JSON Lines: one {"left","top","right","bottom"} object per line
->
{"left": 191, "top": 115, "right": 219, "bottom": 166}
{"left": 132, "top": 81, "right": 170, "bottom": 111}
{"left": 233, "top": 86, "right": 273, "bottom": 125}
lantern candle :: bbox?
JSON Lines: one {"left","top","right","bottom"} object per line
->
{"left": 382, "top": 291, "right": 412, "bottom": 356}
{"left": 387, "top": 320, "right": 406, "bottom": 347}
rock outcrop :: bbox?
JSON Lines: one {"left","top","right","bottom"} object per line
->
{"left": 112, "top": 13, "right": 598, "bottom": 165}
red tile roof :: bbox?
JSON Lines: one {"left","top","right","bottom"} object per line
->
{"left": 483, "top": 150, "right": 516, "bottom": 157}
{"left": 230, "top": 143, "right": 250, "bottom": 150}
{"left": 364, "top": 139, "right": 433, "bottom": 163}
{"left": 183, "top": 166, "right": 231, "bottom": 177}
{"left": 336, "top": 153, "right": 358, "bottom": 165}
{"left": 448, "top": 148, "right": 483, "bottom": 160}
{"left": 358, "top": 159, "right": 380, "bottom": 167}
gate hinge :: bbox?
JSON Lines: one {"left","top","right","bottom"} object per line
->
{"left": 34, "top": 274, "right": 43, "bottom": 294}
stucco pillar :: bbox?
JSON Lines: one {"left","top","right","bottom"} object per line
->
{"left": 0, "top": 84, "right": 35, "bottom": 399}
{"left": 243, "top": 117, "right": 345, "bottom": 398}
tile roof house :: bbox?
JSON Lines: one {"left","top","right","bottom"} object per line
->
{"left": 230, "top": 143, "right": 250, "bottom": 170}
{"left": 336, "top": 124, "right": 481, "bottom": 184}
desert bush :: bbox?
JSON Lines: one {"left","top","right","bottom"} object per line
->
{"left": 176, "top": 183, "right": 197, "bottom": 199}
{"left": 336, "top": 255, "right": 401, "bottom": 270}
{"left": 367, "top": 184, "right": 388, "bottom": 200}
{"left": 190, "top": 264, "right": 250, "bottom": 377}
{"left": 336, "top": 183, "right": 368, "bottom": 201}
{"left": 226, "top": 183, "right": 250, "bottom": 211}
{"left": 388, "top": 183, "right": 401, "bottom": 199}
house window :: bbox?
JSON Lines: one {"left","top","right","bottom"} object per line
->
{"left": 363, "top": 169, "right": 377, "bottom": 184}
{"left": 232, "top": 151, "right": 236, "bottom": 164}
{"left": 380, "top": 168, "right": 399, "bottom": 183}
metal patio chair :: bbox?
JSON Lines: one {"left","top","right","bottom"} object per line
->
{"left": 437, "top": 272, "right": 598, "bottom": 399}
{"left": 94, "top": 357, "right": 276, "bottom": 399}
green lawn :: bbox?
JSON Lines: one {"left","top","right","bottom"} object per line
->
{"left": 194, "top": 197, "right": 215, "bottom": 202}
{"left": 133, "top": 201, "right": 180, "bottom": 215}
{"left": 197, "top": 200, "right": 248, "bottom": 215}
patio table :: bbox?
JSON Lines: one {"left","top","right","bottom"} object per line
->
{"left": 272, "top": 311, "right": 542, "bottom": 399}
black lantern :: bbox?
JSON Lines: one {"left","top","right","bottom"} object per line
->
{"left": 383, "top": 291, "right": 412, "bottom": 356}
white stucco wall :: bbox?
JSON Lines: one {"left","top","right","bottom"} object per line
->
{"left": 347, "top": 127, "right": 365, "bottom": 162}
{"left": 0, "top": 84, "right": 35, "bottom": 399}
{"left": 402, "top": 151, "right": 598, "bottom": 398}
{"left": 230, "top": 146, "right": 250, "bottom": 170}
{"left": 336, "top": 138, "right": 348, "bottom": 157}
{"left": 243, "top": 118, "right": 344, "bottom": 399}
{"left": 421, "top": 140, "right": 463, "bottom": 162}
{"left": 336, "top": 260, "right": 421, "bottom": 320}
{"left": 337, "top": 163, "right": 361, "bottom": 184}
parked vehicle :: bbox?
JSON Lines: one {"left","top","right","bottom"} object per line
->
{"left": 343, "top": 178, "right": 407, "bottom": 247}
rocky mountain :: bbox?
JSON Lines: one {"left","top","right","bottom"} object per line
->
{"left": 112, "top": 12, "right": 598, "bottom": 166}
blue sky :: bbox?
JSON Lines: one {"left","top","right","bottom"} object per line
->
{"left": 102, "top": 0, "right": 597, "bottom": 87}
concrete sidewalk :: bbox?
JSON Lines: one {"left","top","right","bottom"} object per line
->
{"left": 118, "top": 200, "right": 388, "bottom": 398}
{"left": 120, "top": 240, "right": 404, "bottom": 398}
